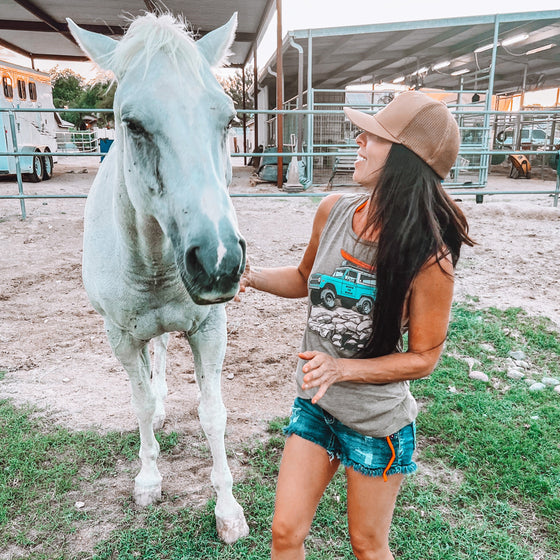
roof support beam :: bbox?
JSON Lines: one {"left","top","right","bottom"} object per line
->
{"left": 0, "top": 37, "right": 32, "bottom": 58}
{"left": 29, "top": 53, "right": 89, "bottom": 61}
{"left": 0, "top": 19, "right": 124, "bottom": 35}
{"left": 12, "top": 0, "right": 77, "bottom": 46}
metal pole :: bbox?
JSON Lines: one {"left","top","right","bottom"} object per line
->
{"left": 253, "top": 47, "right": 259, "bottom": 161}
{"left": 554, "top": 149, "right": 560, "bottom": 207}
{"left": 8, "top": 110, "right": 26, "bottom": 219}
{"left": 481, "top": 14, "right": 500, "bottom": 188}
{"left": 289, "top": 35, "right": 304, "bottom": 158}
{"left": 242, "top": 68, "right": 247, "bottom": 165}
{"left": 276, "top": 0, "right": 284, "bottom": 188}
{"left": 306, "top": 30, "right": 314, "bottom": 186}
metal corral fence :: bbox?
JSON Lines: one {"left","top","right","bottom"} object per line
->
{"left": 258, "top": 87, "right": 560, "bottom": 197}
{"left": 1, "top": 105, "right": 559, "bottom": 220}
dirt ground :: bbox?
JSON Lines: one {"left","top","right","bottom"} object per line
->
{"left": 0, "top": 158, "right": 559, "bottom": 552}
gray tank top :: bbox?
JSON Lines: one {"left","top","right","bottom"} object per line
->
{"left": 295, "top": 194, "right": 418, "bottom": 437}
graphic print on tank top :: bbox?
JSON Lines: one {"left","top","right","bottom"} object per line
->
{"left": 308, "top": 248, "right": 377, "bottom": 353}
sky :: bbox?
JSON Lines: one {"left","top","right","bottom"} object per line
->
{"left": 1, "top": 0, "right": 559, "bottom": 80}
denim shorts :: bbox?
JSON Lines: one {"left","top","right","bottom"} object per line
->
{"left": 284, "top": 397, "right": 417, "bottom": 479}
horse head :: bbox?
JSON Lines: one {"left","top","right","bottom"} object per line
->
{"left": 68, "top": 13, "right": 246, "bottom": 305}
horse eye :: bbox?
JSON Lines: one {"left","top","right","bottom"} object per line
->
{"left": 124, "top": 119, "right": 145, "bottom": 136}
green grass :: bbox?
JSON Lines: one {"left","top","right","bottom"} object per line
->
{"left": 0, "top": 403, "right": 179, "bottom": 558}
{"left": 0, "top": 304, "right": 559, "bottom": 559}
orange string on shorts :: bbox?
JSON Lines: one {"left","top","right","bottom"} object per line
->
{"left": 382, "top": 436, "right": 396, "bottom": 482}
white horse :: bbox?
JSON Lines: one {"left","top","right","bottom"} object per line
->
{"left": 67, "top": 13, "right": 249, "bottom": 543}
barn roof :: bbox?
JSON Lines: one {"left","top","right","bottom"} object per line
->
{"left": 259, "top": 10, "right": 560, "bottom": 99}
{"left": 0, "top": 0, "right": 275, "bottom": 67}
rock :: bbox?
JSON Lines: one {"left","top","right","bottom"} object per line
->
{"left": 506, "top": 369, "right": 525, "bottom": 380}
{"left": 469, "top": 371, "right": 489, "bottom": 382}
{"left": 524, "top": 378, "right": 536, "bottom": 385}
{"left": 508, "top": 350, "right": 526, "bottom": 361}
{"left": 226, "top": 373, "right": 234, "bottom": 380}
{"left": 528, "top": 382, "right": 546, "bottom": 392}
{"left": 480, "top": 343, "right": 495, "bottom": 353}
{"left": 554, "top": 385, "right": 560, "bottom": 394}
{"left": 75, "top": 501, "right": 85, "bottom": 509}
{"left": 465, "top": 357, "right": 478, "bottom": 370}
{"left": 542, "top": 377, "right": 560, "bottom": 387}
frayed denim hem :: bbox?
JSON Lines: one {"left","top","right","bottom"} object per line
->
{"left": 339, "top": 456, "right": 418, "bottom": 478}
{"left": 283, "top": 427, "right": 339, "bottom": 462}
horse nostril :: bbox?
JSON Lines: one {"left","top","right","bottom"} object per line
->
{"left": 237, "top": 239, "right": 247, "bottom": 275}
{"left": 185, "top": 246, "right": 201, "bottom": 273}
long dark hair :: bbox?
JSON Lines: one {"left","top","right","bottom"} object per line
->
{"left": 358, "top": 143, "right": 474, "bottom": 358}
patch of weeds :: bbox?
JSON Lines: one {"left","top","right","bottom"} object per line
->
{"left": 411, "top": 304, "right": 560, "bottom": 556}
{"left": 2, "top": 305, "right": 559, "bottom": 559}
{"left": 0, "top": 399, "right": 179, "bottom": 556}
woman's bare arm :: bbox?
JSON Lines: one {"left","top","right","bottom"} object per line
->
{"left": 237, "top": 194, "right": 342, "bottom": 299}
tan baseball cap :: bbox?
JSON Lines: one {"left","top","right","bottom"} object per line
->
{"left": 343, "top": 91, "right": 460, "bottom": 179}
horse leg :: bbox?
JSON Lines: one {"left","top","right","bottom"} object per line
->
{"left": 189, "top": 306, "right": 249, "bottom": 544}
{"left": 151, "top": 333, "right": 169, "bottom": 430}
{"left": 105, "top": 320, "right": 162, "bottom": 506}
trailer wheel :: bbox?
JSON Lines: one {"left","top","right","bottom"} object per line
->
{"left": 41, "top": 150, "right": 53, "bottom": 181}
{"left": 24, "top": 152, "right": 44, "bottom": 183}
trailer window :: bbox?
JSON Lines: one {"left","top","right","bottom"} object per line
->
{"left": 28, "top": 81, "right": 37, "bottom": 101}
{"left": 17, "top": 79, "right": 27, "bottom": 100}
{"left": 2, "top": 76, "right": 13, "bottom": 99}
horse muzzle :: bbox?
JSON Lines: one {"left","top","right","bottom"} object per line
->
{"left": 181, "top": 237, "right": 246, "bottom": 305}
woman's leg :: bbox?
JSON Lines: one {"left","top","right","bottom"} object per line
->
{"left": 346, "top": 469, "right": 403, "bottom": 560}
{"left": 271, "top": 434, "right": 340, "bottom": 559}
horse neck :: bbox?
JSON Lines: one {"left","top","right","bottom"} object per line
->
{"left": 112, "top": 161, "right": 175, "bottom": 273}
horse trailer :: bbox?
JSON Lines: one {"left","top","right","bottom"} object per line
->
{"left": 1, "top": 60, "right": 67, "bottom": 182}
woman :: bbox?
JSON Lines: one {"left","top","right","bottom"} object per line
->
{"left": 239, "top": 91, "right": 474, "bottom": 559}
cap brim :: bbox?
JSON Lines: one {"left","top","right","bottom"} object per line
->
{"left": 343, "top": 107, "right": 400, "bottom": 143}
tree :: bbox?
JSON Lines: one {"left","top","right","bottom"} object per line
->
{"left": 51, "top": 67, "right": 84, "bottom": 125}
{"left": 51, "top": 67, "right": 84, "bottom": 107}
{"left": 217, "top": 68, "right": 254, "bottom": 120}
{"left": 50, "top": 67, "right": 115, "bottom": 128}
{"left": 76, "top": 81, "right": 116, "bottom": 127}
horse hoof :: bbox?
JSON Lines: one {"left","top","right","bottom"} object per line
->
{"left": 134, "top": 484, "right": 161, "bottom": 507}
{"left": 216, "top": 511, "right": 249, "bottom": 544}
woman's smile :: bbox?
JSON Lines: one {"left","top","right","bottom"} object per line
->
{"left": 352, "top": 132, "right": 392, "bottom": 186}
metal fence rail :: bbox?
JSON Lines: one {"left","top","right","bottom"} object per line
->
{"left": 1, "top": 106, "right": 559, "bottom": 220}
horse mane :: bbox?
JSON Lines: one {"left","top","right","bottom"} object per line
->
{"left": 111, "top": 12, "right": 203, "bottom": 79}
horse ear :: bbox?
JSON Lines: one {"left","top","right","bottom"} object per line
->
{"left": 197, "top": 13, "right": 237, "bottom": 68}
{"left": 66, "top": 18, "right": 117, "bottom": 71}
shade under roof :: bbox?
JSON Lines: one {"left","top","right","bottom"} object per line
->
{"left": 0, "top": 0, "right": 276, "bottom": 67}
{"left": 260, "top": 10, "right": 560, "bottom": 100}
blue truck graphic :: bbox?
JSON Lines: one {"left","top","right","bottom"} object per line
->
{"left": 309, "top": 266, "right": 376, "bottom": 314}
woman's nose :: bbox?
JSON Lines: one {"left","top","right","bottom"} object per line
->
{"left": 356, "top": 131, "right": 366, "bottom": 145}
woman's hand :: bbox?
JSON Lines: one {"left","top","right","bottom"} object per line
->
{"left": 234, "top": 257, "right": 252, "bottom": 302}
{"left": 300, "top": 351, "right": 345, "bottom": 404}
